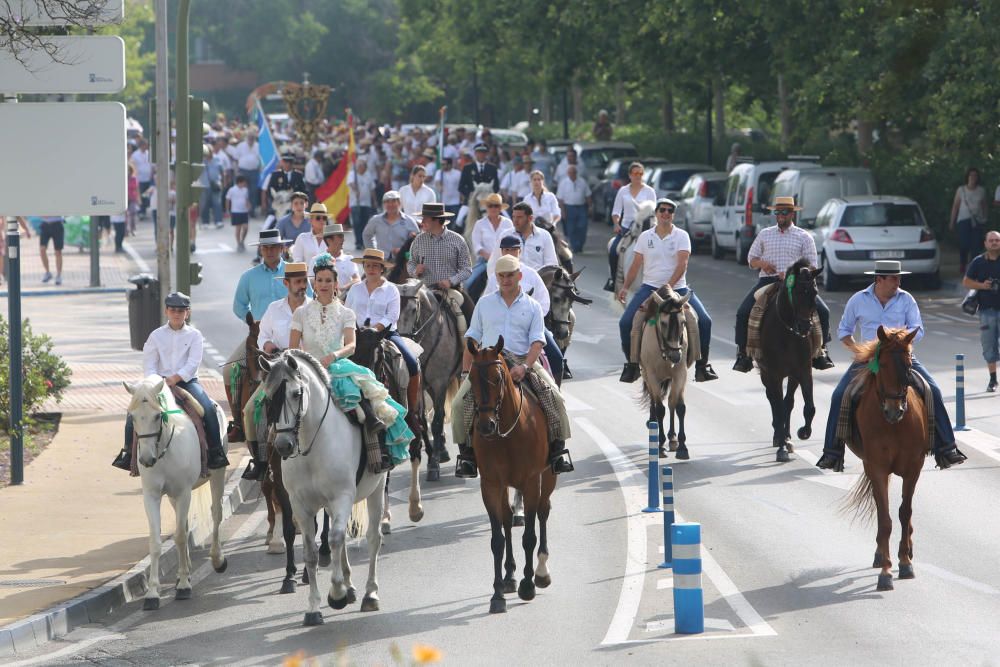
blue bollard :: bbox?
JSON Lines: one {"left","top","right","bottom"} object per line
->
{"left": 642, "top": 421, "right": 662, "bottom": 512}
{"left": 955, "top": 354, "right": 969, "bottom": 431}
{"left": 658, "top": 464, "right": 674, "bottom": 569}
{"left": 672, "top": 522, "right": 704, "bottom": 634}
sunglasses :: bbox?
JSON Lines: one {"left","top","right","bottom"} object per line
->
{"left": 313, "top": 215, "right": 328, "bottom": 221}
{"left": 487, "top": 203, "right": 501, "bottom": 209}
{"left": 657, "top": 207, "right": 675, "bottom": 214}
{"left": 774, "top": 210, "right": 794, "bottom": 216}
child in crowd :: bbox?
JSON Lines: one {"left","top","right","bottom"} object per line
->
{"left": 226, "top": 174, "right": 251, "bottom": 252}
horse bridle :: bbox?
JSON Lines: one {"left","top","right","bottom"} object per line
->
{"left": 873, "top": 347, "right": 913, "bottom": 415}
{"left": 654, "top": 307, "right": 685, "bottom": 360}
{"left": 774, "top": 278, "right": 813, "bottom": 338}
{"left": 471, "top": 358, "right": 524, "bottom": 439}
{"left": 270, "top": 374, "right": 333, "bottom": 459}
{"left": 134, "top": 399, "right": 182, "bottom": 466}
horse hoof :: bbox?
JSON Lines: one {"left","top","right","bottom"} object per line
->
{"left": 213, "top": 557, "right": 228, "bottom": 574}
{"left": 381, "top": 520, "right": 392, "bottom": 535}
{"left": 318, "top": 553, "right": 331, "bottom": 569}
{"left": 786, "top": 442, "right": 794, "bottom": 453}
{"left": 513, "top": 515, "right": 525, "bottom": 527}
{"left": 409, "top": 508, "right": 425, "bottom": 523}
{"left": 361, "top": 596, "right": 380, "bottom": 612}
{"left": 898, "top": 563, "right": 915, "bottom": 579}
{"left": 175, "top": 587, "right": 192, "bottom": 600}
{"left": 426, "top": 468, "right": 440, "bottom": 482}
{"left": 876, "top": 573, "right": 894, "bottom": 591}
{"left": 518, "top": 579, "right": 536, "bottom": 601}
{"left": 776, "top": 448, "right": 791, "bottom": 463}
{"left": 872, "top": 552, "right": 883, "bottom": 568}
{"left": 658, "top": 446, "right": 668, "bottom": 458}
{"left": 328, "top": 593, "right": 349, "bottom": 610}
{"left": 675, "top": 445, "right": 690, "bottom": 461}
{"left": 347, "top": 587, "right": 357, "bottom": 604}
{"left": 503, "top": 577, "right": 517, "bottom": 594}
{"left": 142, "top": 597, "right": 160, "bottom": 611}
{"left": 266, "top": 542, "right": 286, "bottom": 555}
{"left": 668, "top": 440, "right": 679, "bottom": 453}
{"left": 534, "top": 574, "right": 552, "bottom": 589}
{"left": 489, "top": 598, "right": 507, "bottom": 614}
{"left": 279, "top": 578, "right": 296, "bottom": 595}
{"left": 797, "top": 426, "right": 811, "bottom": 440}
{"left": 303, "top": 611, "right": 324, "bottom": 626}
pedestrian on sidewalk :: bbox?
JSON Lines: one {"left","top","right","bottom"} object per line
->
{"left": 962, "top": 230, "right": 1000, "bottom": 391}
{"left": 38, "top": 216, "right": 64, "bottom": 285}
{"left": 126, "top": 162, "right": 140, "bottom": 236}
{"left": 0, "top": 215, "right": 31, "bottom": 285}
{"left": 226, "top": 174, "right": 251, "bottom": 252}
{"left": 950, "top": 166, "right": 988, "bottom": 274}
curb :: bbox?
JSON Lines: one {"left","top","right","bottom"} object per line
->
{"left": 0, "top": 457, "right": 256, "bottom": 659}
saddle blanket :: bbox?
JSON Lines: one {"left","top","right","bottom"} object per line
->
{"left": 131, "top": 385, "right": 210, "bottom": 478}
{"left": 747, "top": 283, "right": 822, "bottom": 361}
{"left": 835, "top": 367, "right": 935, "bottom": 453}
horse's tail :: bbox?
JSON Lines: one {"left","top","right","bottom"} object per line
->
{"left": 347, "top": 499, "right": 369, "bottom": 539}
{"left": 442, "top": 375, "right": 460, "bottom": 424}
{"left": 840, "top": 470, "right": 877, "bottom": 524}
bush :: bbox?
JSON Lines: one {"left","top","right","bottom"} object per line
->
{"left": 0, "top": 316, "right": 72, "bottom": 429}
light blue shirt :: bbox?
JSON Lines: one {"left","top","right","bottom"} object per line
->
{"left": 276, "top": 214, "right": 311, "bottom": 243}
{"left": 233, "top": 259, "right": 289, "bottom": 321}
{"left": 837, "top": 283, "right": 924, "bottom": 343}
{"left": 466, "top": 290, "right": 545, "bottom": 355}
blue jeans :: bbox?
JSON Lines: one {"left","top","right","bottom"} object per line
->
{"left": 123, "top": 379, "right": 222, "bottom": 455}
{"left": 543, "top": 328, "right": 564, "bottom": 383}
{"left": 618, "top": 284, "right": 712, "bottom": 361}
{"left": 823, "top": 358, "right": 954, "bottom": 456}
{"left": 200, "top": 189, "right": 223, "bottom": 225}
{"left": 388, "top": 331, "right": 420, "bottom": 376}
{"left": 956, "top": 218, "right": 983, "bottom": 269}
{"left": 980, "top": 308, "right": 1000, "bottom": 363}
{"left": 608, "top": 232, "right": 623, "bottom": 281}
{"left": 564, "top": 204, "right": 588, "bottom": 252}
{"left": 464, "top": 257, "right": 489, "bottom": 291}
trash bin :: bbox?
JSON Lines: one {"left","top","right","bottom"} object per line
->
{"left": 128, "top": 273, "right": 160, "bottom": 351}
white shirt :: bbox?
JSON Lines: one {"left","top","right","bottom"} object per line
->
{"left": 635, "top": 225, "right": 692, "bottom": 289}
{"left": 142, "top": 323, "right": 203, "bottom": 382}
{"left": 231, "top": 140, "right": 262, "bottom": 171}
{"left": 349, "top": 169, "right": 376, "bottom": 208}
{"left": 554, "top": 158, "right": 585, "bottom": 183}
{"left": 471, "top": 215, "right": 515, "bottom": 258}
{"left": 443, "top": 144, "right": 460, "bottom": 161}
{"left": 556, "top": 176, "right": 591, "bottom": 206}
{"left": 466, "top": 290, "right": 546, "bottom": 356}
{"left": 225, "top": 185, "right": 250, "bottom": 213}
{"left": 258, "top": 297, "right": 311, "bottom": 350}
{"left": 146, "top": 185, "right": 176, "bottom": 214}
{"left": 524, "top": 190, "right": 561, "bottom": 223}
{"left": 484, "top": 262, "right": 550, "bottom": 314}
{"left": 304, "top": 158, "right": 325, "bottom": 186}
{"left": 292, "top": 233, "right": 325, "bottom": 266}
{"left": 435, "top": 168, "right": 462, "bottom": 206}
{"left": 345, "top": 280, "right": 401, "bottom": 329}
{"left": 399, "top": 183, "right": 437, "bottom": 217}
{"left": 517, "top": 225, "right": 558, "bottom": 270}
{"left": 501, "top": 169, "right": 531, "bottom": 201}
{"left": 612, "top": 184, "right": 657, "bottom": 229}
{"left": 132, "top": 148, "right": 153, "bottom": 181}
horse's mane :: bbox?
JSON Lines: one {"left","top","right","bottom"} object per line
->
{"left": 851, "top": 328, "right": 912, "bottom": 365}
{"left": 787, "top": 257, "right": 814, "bottom": 277}
{"left": 284, "top": 348, "right": 331, "bottom": 387}
{"left": 388, "top": 236, "right": 416, "bottom": 283}
{"left": 127, "top": 375, "right": 177, "bottom": 413}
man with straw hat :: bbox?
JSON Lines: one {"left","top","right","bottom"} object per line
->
{"left": 732, "top": 195, "right": 835, "bottom": 373}
{"left": 291, "top": 202, "right": 331, "bottom": 267}
{"left": 816, "top": 260, "right": 967, "bottom": 472}
{"left": 465, "top": 192, "right": 514, "bottom": 294}
{"left": 407, "top": 202, "right": 474, "bottom": 336}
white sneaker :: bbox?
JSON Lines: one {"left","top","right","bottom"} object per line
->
{"left": 54, "top": 275, "right": 62, "bottom": 286}
{"left": 42, "top": 271, "right": 53, "bottom": 283}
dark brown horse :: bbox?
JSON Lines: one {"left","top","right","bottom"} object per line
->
{"left": 756, "top": 259, "right": 822, "bottom": 463}
{"left": 466, "top": 336, "right": 557, "bottom": 614}
{"left": 844, "top": 326, "right": 926, "bottom": 592}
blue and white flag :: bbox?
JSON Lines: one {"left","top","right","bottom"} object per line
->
{"left": 254, "top": 101, "right": 278, "bottom": 191}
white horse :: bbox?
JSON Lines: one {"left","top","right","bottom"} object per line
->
{"left": 260, "top": 349, "right": 387, "bottom": 626}
{"left": 610, "top": 200, "right": 657, "bottom": 306}
{"left": 123, "top": 376, "right": 229, "bottom": 611}
{"left": 463, "top": 182, "right": 496, "bottom": 245}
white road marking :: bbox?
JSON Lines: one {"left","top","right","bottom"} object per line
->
{"left": 645, "top": 618, "right": 735, "bottom": 633}
{"left": 711, "top": 334, "right": 737, "bottom": 349}
{"left": 578, "top": 417, "right": 776, "bottom": 645}
{"left": 560, "top": 388, "right": 593, "bottom": 412}
{"left": 121, "top": 240, "right": 151, "bottom": 273}
{"left": 920, "top": 563, "right": 1000, "bottom": 596}
{"left": 794, "top": 448, "right": 858, "bottom": 490}
{"left": 571, "top": 332, "right": 604, "bottom": 345}
{"left": 689, "top": 381, "right": 759, "bottom": 406}
{"left": 4, "top": 631, "right": 128, "bottom": 667}
{"left": 954, "top": 428, "right": 1000, "bottom": 464}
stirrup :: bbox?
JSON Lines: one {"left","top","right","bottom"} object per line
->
{"left": 550, "top": 449, "right": 574, "bottom": 474}
{"left": 226, "top": 420, "right": 245, "bottom": 443}
{"left": 815, "top": 451, "right": 844, "bottom": 472}
{"left": 111, "top": 449, "right": 131, "bottom": 471}
{"left": 455, "top": 455, "right": 478, "bottom": 479}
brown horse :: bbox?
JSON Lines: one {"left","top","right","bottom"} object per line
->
{"left": 756, "top": 259, "right": 822, "bottom": 463}
{"left": 466, "top": 336, "right": 557, "bottom": 614}
{"left": 843, "top": 326, "right": 926, "bottom": 592}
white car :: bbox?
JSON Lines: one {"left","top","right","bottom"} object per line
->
{"left": 675, "top": 171, "right": 728, "bottom": 248}
{"left": 817, "top": 195, "right": 940, "bottom": 291}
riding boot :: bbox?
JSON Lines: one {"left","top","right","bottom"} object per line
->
{"left": 934, "top": 444, "right": 967, "bottom": 469}
{"left": 811, "top": 346, "right": 835, "bottom": 371}
{"left": 619, "top": 362, "right": 641, "bottom": 383}
{"left": 207, "top": 443, "right": 230, "bottom": 470}
{"left": 359, "top": 398, "right": 388, "bottom": 432}
{"left": 815, "top": 441, "right": 846, "bottom": 472}
{"left": 562, "top": 360, "right": 573, "bottom": 379}
{"left": 226, "top": 419, "right": 245, "bottom": 443}
{"left": 733, "top": 348, "right": 754, "bottom": 373}
{"left": 549, "top": 440, "right": 574, "bottom": 474}
{"left": 111, "top": 447, "right": 131, "bottom": 471}
{"left": 695, "top": 348, "right": 719, "bottom": 382}
{"left": 455, "top": 442, "right": 478, "bottom": 479}
{"left": 241, "top": 440, "right": 269, "bottom": 480}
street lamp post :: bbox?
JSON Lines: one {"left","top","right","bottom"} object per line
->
{"left": 175, "top": 0, "right": 191, "bottom": 295}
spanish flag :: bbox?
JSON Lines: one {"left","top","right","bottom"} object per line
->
{"left": 315, "top": 110, "right": 356, "bottom": 224}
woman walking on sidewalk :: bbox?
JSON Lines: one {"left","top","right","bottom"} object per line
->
{"left": 950, "top": 166, "right": 989, "bottom": 274}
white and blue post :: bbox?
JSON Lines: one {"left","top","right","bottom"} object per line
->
{"left": 658, "top": 465, "right": 674, "bottom": 568}
{"left": 672, "top": 522, "right": 704, "bottom": 634}
{"left": 642, "top": 421, "right": 662, "bottom": 512}
{"left": 955, "top": 353, "right": 969, "bottom": 431}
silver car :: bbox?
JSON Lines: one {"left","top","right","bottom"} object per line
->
{"left": 675, "top": 171, "right": 728, "bottom": 248}
{"left": 645, "top": 164, "right": 715, "bottom": 201}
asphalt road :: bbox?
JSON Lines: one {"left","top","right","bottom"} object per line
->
{"left": 15, "top": 219, "right": 1000, "bottom": 666}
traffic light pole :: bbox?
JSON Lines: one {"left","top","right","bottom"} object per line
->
{"left": 154, "top": 0, "right": 171, "bottom": 306}
{"left": 175, "top": 0, "right": 191, "bottom": 295}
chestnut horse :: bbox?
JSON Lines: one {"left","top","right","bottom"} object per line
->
{"left": 466, "top": 336, "right": 557, "bottom": 614}
{"left": 843, "top": 326, "right": 926, "bottom": 592}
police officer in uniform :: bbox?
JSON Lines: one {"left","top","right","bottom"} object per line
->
{"left": 458, "top": 143, "right": 500, "bottom": 204}
{"left": 262, "top": 153, "right": 307, "bottom": 214}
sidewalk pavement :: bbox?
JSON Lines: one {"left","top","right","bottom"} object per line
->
{"left": 0, "top": 237, "right": 248, "bottom": 656}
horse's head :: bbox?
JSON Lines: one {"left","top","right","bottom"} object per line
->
{"left": 544, "top": 267, "right": 591, "bottom": 342}
{"left": 353, "top": 323, "right": 389, "bottom": 368}
{"left": 388, "top": 236, "right": 417, "bottom": 284}
{"left": 781, "top": 261, "right": 821, "bottom": 336}
{"left": 466, "top": 336, "right": 512, "bottom": 439}
{"left": 634, "top": 200, "right": 656, "bottom": 233}
{"left": 862, "top": 326, "right": 918, "bottom": 424}
{"left": 259, "top": 351, "right": 322, "bottom": 458}
{"left": 650, "top": 287, "right": 690, "bottom": 365}
{"left": 270, "top": 189, "right": 293, "bottom": 219}
{"left": 396, "top": 279, "right": 425, "bottom": 335}
{"left": 123, "top": 376, "right": 173, "bottom": 468}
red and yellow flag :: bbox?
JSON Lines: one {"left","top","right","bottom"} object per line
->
{"left": 315, "top": 110, "right": 356, "bottom": 224}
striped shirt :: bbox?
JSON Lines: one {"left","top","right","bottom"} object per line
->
{"left": 747, "top": 224, "right": 818, "bottom": 278}
{"left": 407, "top": 228, "right": 472, "bottom": 287}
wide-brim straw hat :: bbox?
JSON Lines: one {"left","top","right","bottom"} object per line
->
{"left": 308, "top": 202, "right": 329, "bottom": 217}
{"left": 483, "top": 193, "right": 509, "bottom": 210}
{"left": 864, "top": 260, "right": 911, "bottom": 276}
{"left": 322, "top": 223, "right": 345, "bottom": 237}
{"left": 767, "top": 195, "right": 802, "bottom": 211}
{"left": 276, "top": 262, "right": 308, "bottom": 280}
{"left": 351, "top": 248, "right": 394, "bottom": 269}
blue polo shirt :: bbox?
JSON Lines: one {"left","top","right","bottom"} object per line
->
{"left": 233, "top": 259, "right": 289, "bottom": 321}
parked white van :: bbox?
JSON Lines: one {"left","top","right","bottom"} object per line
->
{"left": 710, "top": 158, "right": 820, "bottom": 264}
{"left": 771, "top": 167, "right": 877, "bottom": 229}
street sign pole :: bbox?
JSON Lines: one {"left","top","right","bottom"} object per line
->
{"left": 154, "top": 0, "right": 171, "bottom": 307}
{"left": 174, "top": 0, "right": 192, "bottom": 296}
{"left": 88, "top": 27, "right": 101, "bottom": 288}
{"left": 6, "top": 214, "right": 24, "bottom": 486}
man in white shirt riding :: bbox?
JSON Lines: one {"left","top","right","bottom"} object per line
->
{"left": 292, "top": 202, "right": 331, "bottom": 268}
{"left": 304, "top": 150, "right": 326, "bottom": 201}
{"left": 511, "top": 201, "right": 558, "bottom": 269}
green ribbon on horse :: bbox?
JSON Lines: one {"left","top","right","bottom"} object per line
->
{"left": 868, "top": 341, "right": 881, "bottom": 375}
{"left": 229, "top": 363, "right": 243, "bottom": 400}
{"left": 157, "top": 392, "right": 184, "bottom": 424}
{"left": 253, "top": 392, "right": 266, "bottom": 426}
{"left": 785, "top": 273, "right": 796, "bottom": 305}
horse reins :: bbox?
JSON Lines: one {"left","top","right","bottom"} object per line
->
{"left": 654, "top": 308, "right": 685, "bottom": 360}
{"left": 271, "top": 374, "right": 333, "bottom": 459}
{"left": 773, "top": 279, "right": 813, "bottom": 339}
{"left": 871, "top": 347, "right": 913, "bottom": 413}
{"left": 134, "top": 398, "right": 182, "bottom": 466}
{"left": 472, "top": 359, "right": 524, "bottom": 439}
